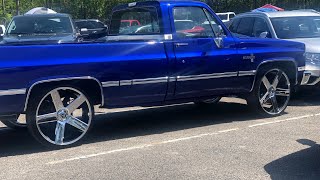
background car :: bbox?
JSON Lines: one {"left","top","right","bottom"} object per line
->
{"left": 0, "top": 25, "right": 5, "bottom": 36}
{"left": 75, "top": 19, "right": 108, "bottom": 40}
{"left": 217, "top": 12, "right": 236, "bottom": 22}
{"left": 2, "top": 13, "right": 81, "bottom": 45}
{"left": 120, "top": 19, "right": 141, "bottom": 27}
{"left": 228, "top": 11, "right": 320, "bottom": 86}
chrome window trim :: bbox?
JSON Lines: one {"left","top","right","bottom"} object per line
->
{"left": 107, "top": 35, "right": 164, "bottom": 41}
{"left": 24, "top": 76, "right": 104, "bottom": 111}
{"left": 0, "top": 88, "right": 26, "bottom": 96}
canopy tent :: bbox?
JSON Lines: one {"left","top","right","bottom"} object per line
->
{"left": 261, "top": 4, "right": 284, "bottom": 11}
{"left": 25, "top": 7, "right": 57, "bottom": 15}
{"left": 252, "top": 4, "right": 284, "bottom": 12}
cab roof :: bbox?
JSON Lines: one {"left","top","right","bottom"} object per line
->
{"left": 112, "top": 0, "right": 206, "bottom": 12}
{"left": 240, "top": 10, "right": 320, "bottom": 18}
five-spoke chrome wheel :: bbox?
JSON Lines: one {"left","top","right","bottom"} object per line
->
{"left": 258, "top": 69, "right": 291, "bottom": 115}
{"left": 27, "top": 86, "right": 93, "bottom": 147}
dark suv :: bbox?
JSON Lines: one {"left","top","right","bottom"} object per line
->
{"left": 75, "top": 19, "right": 108, "bottom": 40}
{"left": 2, "top": 13, "right": 81, "bottom": 45}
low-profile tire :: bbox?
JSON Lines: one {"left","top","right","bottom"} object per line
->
{"left": 247, "top": 68, "right": 291, "bottom": 116}
{"left": 194, "top": 97, "right": 222, "bottom": 105}
{"left": 26, "top": 86, "right": 94, "bottom": 148}
{"left": 0, "top": 116, "right": 27, "bottom": 130}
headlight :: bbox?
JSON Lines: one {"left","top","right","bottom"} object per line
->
{"left": 305, "top": 53, "right": 320, "bottom": 64}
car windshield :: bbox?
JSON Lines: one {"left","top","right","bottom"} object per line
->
{"left": 271, "top": 16, "right": 320, "bottom": 39}
{"left": 7, "top": 16, "right": 73, "bottom": 35}
{"left": 218, "top": 14, "right": 228, "bottom": 20}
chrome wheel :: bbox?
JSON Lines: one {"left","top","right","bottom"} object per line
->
{"left": 35, "top": 87, "right": 92, "bottom": 146}
{"left": 258, "top": 69, "right": 290, "bottom": 115}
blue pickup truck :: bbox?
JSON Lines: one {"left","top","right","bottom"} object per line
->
{"left": 0, "top": 1, "right": 305, "bottom": 147}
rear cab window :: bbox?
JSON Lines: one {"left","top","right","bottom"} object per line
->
{"left": 109, "top": 6, "right": 161, "bottom": 35}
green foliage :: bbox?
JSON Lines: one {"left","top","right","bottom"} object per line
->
{"left": 0, "top": 0, "right": 320, "bottom": 23}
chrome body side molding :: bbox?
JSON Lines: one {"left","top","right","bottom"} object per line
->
{"left": 238, "top": 70, "right": 257, "bottom": 77}
{"left": 0, "top": 89, "right": 26, "bottom": 96}
{"left": 133, "top": 77, "right": 168, "bottom": 85}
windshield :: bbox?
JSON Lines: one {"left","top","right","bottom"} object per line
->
{"left": 218, "top": 14, "right": 228, "bottom": 20}
{"left": 7, "top": 16, "right": 73, "bottom": 35}
{"left": 271, "top": 16, "right": 320, "bottom": 39}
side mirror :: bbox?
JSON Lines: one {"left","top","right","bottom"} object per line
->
{"left": 259, "top": 31, "right": 269, "bottom": 38}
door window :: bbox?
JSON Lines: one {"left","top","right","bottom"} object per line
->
{"left": 203, "top": 8, "right": 226, "bottom": 36}
{"left": 236, "top": 17, "right": 255, "bottom": 37}
{"left": 173, "top": 7, "right": 215, "bottom": 39}
{"left": 253, "top": 17, "right": 271, "bottom": 38}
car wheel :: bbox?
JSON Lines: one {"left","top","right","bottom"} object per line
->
{"left": 26, "top": 86, "right": 94, "bottom": 148}
{"left": 194, "top": 97, "right": 222, "bottom": 105}
{"left": 0, "top": 115, "right": 27, "bottom": 130}
{"left": 247, "top": 68, "right": 291, "bottom": 116}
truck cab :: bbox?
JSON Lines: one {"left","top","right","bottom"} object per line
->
{"left": 0, "top": 1, "right": 305, "bottom": 147}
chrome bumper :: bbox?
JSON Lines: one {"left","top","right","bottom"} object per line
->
{"left": 301, "top": 71, "right": 320, "bottom": 85}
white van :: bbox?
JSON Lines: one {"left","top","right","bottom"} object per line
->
{"left": 0, "top": 25, "right": 5, "bottom": 36}
{"left": 217, "top": 12, "right": 236, "bottom": 22}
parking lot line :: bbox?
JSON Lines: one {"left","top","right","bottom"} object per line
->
{"left": 46, "top": 128, "right": 239, "bottom": 165}
{"left": 248, "top": 114, "right": 315, "bottom": 128}
{"left": 47, "top": 113, "right": 317, "bottom": 165}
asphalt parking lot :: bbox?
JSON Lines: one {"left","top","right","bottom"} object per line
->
{"left": 0, "top": 90, "right": 319, "bottom": 180}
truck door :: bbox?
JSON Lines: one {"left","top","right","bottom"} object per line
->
{"left": 170, "top": 6, "right": 240, "bottom": 99}
{"left": 102, "top": 5, "right": 169, "bottom": 107}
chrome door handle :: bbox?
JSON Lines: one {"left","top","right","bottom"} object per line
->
{"left": 175, "top": 43, "right": 189, "bottom": 47}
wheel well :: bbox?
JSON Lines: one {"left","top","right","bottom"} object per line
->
{"left": 24, "top": 79, "right": 103, "bottom": 111}
{"left": 257, "top": 61, "right": 297, "bottom": 85}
